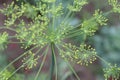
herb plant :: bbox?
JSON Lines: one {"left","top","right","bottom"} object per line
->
{"left": 0, "top": 0, "right": 120, "bottom": 80}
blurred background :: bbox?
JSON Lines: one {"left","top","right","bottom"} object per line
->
{"left": 0, "top": 0, "right": 120, "bottom": 80}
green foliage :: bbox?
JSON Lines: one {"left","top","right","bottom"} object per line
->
{"left": 0, "top": 0, "right": 120, "bottom": 80}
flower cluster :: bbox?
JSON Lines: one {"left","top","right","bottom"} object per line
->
{"left": 68, "top": 0, "right": 88, "bottom": 12}
{"left": 103, "top": 64, "right": 120, "bottom": 80}
{"left": 1, "top": 2, "right": 23, "bottom": 27}
{"left": 81, "top": 19, "right": 98, "bottom": 36}
{"left": 81, "top": 9, "right": 108, "bottom": 36}
{"left": 59, "top": 43, "right": 97, "bottom": 66}
{"left": 93, "top": 9, "right": 108, "bottom": 26}
{"left": 22, "top": 51, "right": 39, "bottom": 70}
{"left": 108, "top": 0, "right": 120, "bottom": 13}
{"left": 50, "top": 3, "right": 63, "bottom": 17}
{"left": 0, "top": 32, "right": 8, "bottom": 51}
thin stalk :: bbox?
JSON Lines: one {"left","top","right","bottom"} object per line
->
{"left": 52, "top": 2, "right": 55, "bottom": 30}
{"left": 96, "top": 55, "right": 110, "bottom": 67}
{"left": 8, "top": 36, "right": 18, "bottom": 39}
{"left": 50, "top": 43, "right": 55, "bottom": 80}
{"left": 66, "top": 61, "right": 80, "bottom": 80}
{"left": 0, "top": 27, "right": 16, "bottom": 32}
{"left": 8, "top": 41, "right": 26, "bottom": 44}
{"left": 67, "top": 28, "right": 81, "bottom": 34}
{"left": 63, "top": 11, "right": 72, "bottom": 23}
{"left": 34, "top": 46, "right": 49, "bottom": 80}
{"left": 53, "top": 44, "right": 58, "bottom": 80}
{"left": 66, "top": 31, "right": 82, "bottom": 39}
{"left": 8, "top": 65, "right": 23, "bottom": 79}
{"left": 103, "top": 10, "right": 113, "bottom": 16}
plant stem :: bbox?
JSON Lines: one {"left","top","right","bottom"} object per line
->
{"left": 53, "top": 44, "right": 57, "bottom": 80}
{"left": 34, "top": 45, "right": 49, "bottom": 80}
{"left": 0, "top": 27, "right": 16, "bottom": 32}
{"left": 66, "top": 61, "right": 80, "bottom": 80}
{"left": 50, "top": 43, "right": 55, "bottom": 80}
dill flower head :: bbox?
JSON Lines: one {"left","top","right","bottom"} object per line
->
{"left": 0, "top": 0, "right": 120, "bottom": 80}
{"left": 59, "top": 43, "right": 97, "bottom": 66}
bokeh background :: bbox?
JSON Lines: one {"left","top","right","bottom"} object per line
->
{"left": 0, "top": 0, "right": 120, "bottom": 80}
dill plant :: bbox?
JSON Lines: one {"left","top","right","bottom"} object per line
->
{"left": 0, "top": 0, "right": 120, "bottom": 80}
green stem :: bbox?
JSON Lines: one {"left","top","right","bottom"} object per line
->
{"left": 8, "top": 36, "right": 18, "bottom": 39}
{"left": 96, "top": 55, "right": 111, "bottom": 67}
{"left": 52, "top": 2, "right": 55, "bottom": 30}
{"left": 63, "top": 11, "right": 72, "bottom": 23}
{"left": 9, "top": 65, "right": 23, "bottom": 79}
{"left": 34, "top": 46, "right": 49, "bottom": 80}
{"left": 0, "top": 27, "right": 16, "bottom": 32}
{"left": 66, "top": 61, "right": 80, "bottom": 80}
{"left": 66, "top": 31, "right": 82, "bottom": 39}
{"left": 8, "top": 41, "right": 26, "bottom": 44}
{"left": 50, "top": 43, "right": 55, "bottom": 80}
{"left": 53, "top": 44, "right": 57, "bottom": 80}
